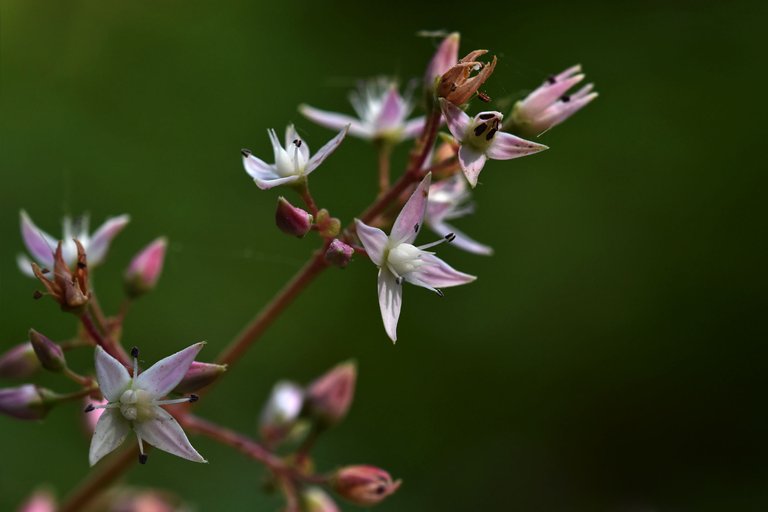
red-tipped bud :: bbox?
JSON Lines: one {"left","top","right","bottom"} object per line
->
{"left": 17, "top": 488, "right": 56, "bottom": 512}
{"left": 276, "top": 197, "right": 313, "bottom": 238}
{"left": 172, "top": 361, "right": 227, "bottom": 394}
{"left": 259, "top": 381, "right": 305, "bottom": 445}
{"left": 303, "top": 487, "right": 340, "bottom": 512}
{"left": 325, "top": 239, "right": 354, "bottom": 268}
{"left": 124, "top": 237, "right": 168, "bottom": 298}
{"left": 0, "top": 342, "right": 40, "bottom": 379}
{"left": 306, "top": 361, "right": 356, "bottom": 427}
{"left": 331, "top": 465, "right": 402, "bottom": 506}
{"left": 28, "top": 329, "right": 66, "bottom": 373}
{"left": 0, "top": 384, "right": 52, "bottom": 420}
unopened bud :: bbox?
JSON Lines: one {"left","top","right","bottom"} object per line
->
{"left": 325, "top": 239, "right": 354, "bottom": 268}
{"left": 259, "top": 381, "right": 304, "bottom": 445}
{"left": 437, "top": 49, "right": 497, "bottom": 106}
{"left": 0, "top": 342, "right": 40, "bottom": 379}
{"left": 172, "top": 361, "right": 227, "bottom": 394}
{"left": 124, "top": 237, "right": 168, "bottom": 298}
{"left": 0, "top": 384, "right": 52, "bottom": 420}
{"left": 276, "top": 197, "right": 313, "bottom": 238}
{"left": 331, "top": 465, "right": 402, "bottom": 506}
{"left": 314, "top": 209, "right": 340, "bottom": 238}
{"left": 306, "top": 361, "right": 356, "bottom": 427}
{"left": 303, "top": 487, "right": 340, "bottom": 512}
{"left": 29, "top": 329, "right": 66, "bottom": 373}
{"left": 17, "top": 488, "right": 56, "bottom": 512}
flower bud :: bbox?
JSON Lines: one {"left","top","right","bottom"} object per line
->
{"left": 437, "top": 50, "right": 497, "bottom": 106}
{"left": 306, "top": 361, "right": 356, "bottom": 428}
{"left": 82, "top": 396, "right": 107, "bottom": 435}
{"left": 17, "top": 489, "right": 56, "bottom": 512}
{"left": 28, "top": 329, "right": 66, "bottom": 373}
{"left": 424, "top": 32, "right": 460, "bottom": 93}
{"left": 0, "top": 384, "right": 51, "bottom": 420}
{"left": 0, "top": 342, "right": 40, "bottom": 379}
{"left": 259, "top": 381, "right": 304, "bottom": 445}
{"left": 172, "top": 361, "right": 227, "bottom": 394}
{"left": 315, "top": 209, "right": 341, "bottom": 238}
{"left": 325, "top": 239, "right": 354, "bottom": 268}
{"left": 331, "top": 465, "right": 402, "bottom": 506}
{"left": 124, "top": 237, "right": 168, "bottom": 298}
{"left": 302, "top": 487, "right": 340, "bottom": 512}
{"left": 276, "top": 197, "right": 313, "bottom": 238}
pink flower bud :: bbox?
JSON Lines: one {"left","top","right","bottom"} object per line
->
{"left": 306, "top": 361, "right": 356, "bottom": 427}
{"left": 0, "top": 342, "right": 40, "bottom": 379}
{"left": 276, "top": 197, "right": 313, "bottom": 238}
{"left": 302, "top": 487, "right": 340, "bottom": 512}
{"left": 325, "top": 239, "right": 354, "bottom": 268}
{"left": 331, "top": 465, "right": 402, "bottom": 506}
{"left": 0, "top": 384, "right": 50, "bottom": 420}
{"left": 172, "top": 361, "right": 227, "bottom": 394}
{"left": 259, "top": 381, "right": 304, "bottom": 445}
{"left": 124, "top": 237, "right": 167, "bottom": 298}
{"left": 17, "top": 489, "right": 56, "bottom": 512}
{"left": 29, "top": 329, "right": 66, "bottom": 373}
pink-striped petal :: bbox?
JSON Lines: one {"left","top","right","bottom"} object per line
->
{"left": 89, "top": 409, "right": 130, "bottom": 466}
{"left": 136, "top": 342, "right": 205, "bottom": 398}
{"left": 390, "top": 173, "right": 432, "bottom": 246}
{"left": 19, "top": 210, "right": 56, "bottom": 268}
{"left": 520, "top": 72, "right": 585, "bottom": 115}
{"left": 355, "top": 219, "right": 388, "bottom": 266}
{"left": 88, "top": 214, "right": 130, "bottom": 265}
{"left": 135, "top": 406, "right": 206, "bottom": 462}
{"left": 407, "top": 253, "right": 476, "bottom": 289}
{"left": 95, "top": 346, "right": 131, "bottom": 402}
{"left": 538, "top": 90, "right": 599, "bottom": 130}
{"left": 299, "top": 104, "right": 372, "bottom": 139}
{"left": 457, "top": 146, "right": 487, "bottom": 188}
{"left": 486, "top": 132, "right": 548, "bottom": 161}
{"left": 305, "top": 125, "right": 349, "bottom": 175}
{"left": 376, "top": 87, "right": 406, "bottom": 129}
{"left": 428, "top": 220, "right": 493, "bottom": 256}
{"left": 439, "top": 99, "right": 470, "bottom": 140}
{"left": 377, "top": 268, "right": 402, "bottom": 343}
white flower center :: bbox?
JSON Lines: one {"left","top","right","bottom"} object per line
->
{"left": 386, "top": 243, "right": 426, "bottom": 277}
{"left": 119, "top": 388, "right": 155, "bottom": 422}
{"left": 275, "top": 141, "right": 307, "bottom": 178}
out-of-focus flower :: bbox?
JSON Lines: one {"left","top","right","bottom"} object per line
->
{"left": 82, "top": 396, "right": 108, "bottom": 435}
{"left": 331, "top": 465, "right": 402, "bottom": 506}
{"left": 300, "top": 78, "right": 425, "bottom": 144}
{"left": 172, "top": 361, "right": 227, "bottom": 395}
{"left": 258, "top": 381, "right": 304, "bottom": 446}
{"left": 17, "top": 210, "right": 129, "bottom": 278}
{"left": 29, "top": 329, "right": 66, "bottom": 373}
{"left": 508, "top": 64, "right": 598, "bottom": 137}
{"left": 303, "top": 487, "right": 340, "bottom": 512}
{"left": 355, "top": 174, "right": 476, "bottom": 342}
{"left": 86, "top": 344, "right": 207, "bottom": 466}
{"left": 437, "top": 50, "right": 497, "bottom": 106}
{"left": 306, "top": 361, "right": 356, "bottom": 427}
{"left": 0, "top": 384, "right": 51, "bottom": 420}
{"left": 325, "top": 239, "right": 354, "bottom": 268}
{"left": 31, "top": 240, "right": 90, "bottom": 314}
{"left": 426, "top": 175, "right": 493, "bottom": 255}
{"left": 0, "top": 342, "right": 40, "bottom": 379}
{"left": 242, "top": 125, "right": 348, "bottom": 190}
{"left": 424, "top": 32, "right": 460, "bottom": 92}
{"left": 275, "top": 197, "right": 313, "bottom": 238}
{"left": 17, "top": 488, "right": 56, "bottom": 512}
{"left": 440, "top": 99, "right": 548, "bottom": 187}
{"left": 124, "top": 237, "right": 168, "bottom": 298}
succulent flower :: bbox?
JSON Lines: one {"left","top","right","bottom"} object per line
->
{"left": 426, "top": 175, "right": 492, "bottom": 255}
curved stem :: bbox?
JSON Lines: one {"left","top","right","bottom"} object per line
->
{"left": 81, "top": 313, "right": 130, "bottom": 368}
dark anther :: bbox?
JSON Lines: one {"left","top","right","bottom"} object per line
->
{"left": 189, "top": 394, "right": 200, "bottom": 403}
{"left": 130, "top": 346, "right": 140, "bottom": 358}
{"left": 375, "top": 485, "right": 387, "bottom": 495}
{"left": 84, "top": 404, "right": 95, "bottom": 413}
{"left": 560, "top": 95, "right": 571, "bottom": 103}
{"left": 477, "top": 91, "right": 491, "bottom": 102}
{"left": 240, "top": 148, "right": 251, "bottom": 157}
{"left": 77, "top": 261, "right": 87, "bottom": 269}
{"left": 474, "top": 123, "right": 488, "bottom": 136}
{"left": 395, "top": 277, "right": 403, "bottom": 285}
{"left": 139, "top": 453, "right": 148, "bottom": 465}
{"left": 414, "top": 223, "right": 419, "bottom": 233}
{"left": 485, "top": 128, "right": 498, "bottom": 141}
{"left": 547, "top": 75, "right": 557, "bottom": 84}
{"left": 445, "top": 233, "right": 456, "bottom": 242}
{"left": 478, "top": 113, "right": 496, "bottom": 120}
{"left": 293, "top": 139, "right": 302, "bottom": 147}
{"left": 435, "top": 289, "right": 445, "bottom": 297}
{"left": 40, "top": 268, "right": 50, "bottom": 274}
{"left": 33, "top": 290, "right": 44, "bottom": 300}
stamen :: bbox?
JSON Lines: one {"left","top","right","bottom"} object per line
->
{"left": 130, "top": 347, "right": 140, "bottom": 358}
{"left": 560, "top": 95, "right": 571, "bottom": 103}
{"left": 86, "top": 403, "right": 119, "bottom": 411}
{"left": 418, "top": 233, "right": 455, "bottom": 251}
{"left": 414, "top": 223, "right": 419, "bottom": 233}
{"left": 84, "top": 404, "right": 95, "bottom": 413}
{"left": 477, "top": 91, "right": 491, "bottom": 102}
{"left": 32, "top": 290, "right": 44, "bottom": 300}
{"left": 485, "top": 128, "right": 497, "bottom": 141}
{"left": 292, "top": 139, "right": 302, "bottom": 147}
{"left": 137, "top": 434, "right": 147, "bottom": 464}
{"left": 139, "top": 453, "right": 148, "bottom": 464}
{"left": 153, "top": 396, "right": 199, "bottom": 406}
{"left": 131, "top": 347, "right": 139, "bottom": 381}
{"left": 547, "top": 75, "right": 557, "bottom": 84}
{"left": 474, "top": 123, "right": 488, "bottom": 136}
{"left": 478, "top": 113, "right": 496, "bottom": 120}
{"left": 189, "top": 394, "right": 199, "bottom": 402}
{"left": 435, "top": 289, "right": 445, "bottom": 297}
{"left": 241, "top": 148, "right": 251, "bottom": 157}
{"left": 395, "top": 277, "right": 404, "bottom": 285}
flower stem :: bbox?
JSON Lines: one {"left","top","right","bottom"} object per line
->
{"left": 80, "top": 312, "right": 130, "bottom": 368}
{"left": 376, "top": 141, "right": 392, "bottom": 194}
{"left": 59, "top": 445, "right": 139, "bottom": 512}
{"left": 297, "top": 181, "right": 319, "bottom": 216}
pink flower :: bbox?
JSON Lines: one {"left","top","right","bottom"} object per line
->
{"left": 355, "top": 174, "right": 476, "bottom": 342}
{"left": 242, "top": 124, "right": 348, "bottom": 190}
{"left": 86, "top": 344, "right": 207, "bottom": 466}
{"left": 440, "top": 99, "right": 548, "bottom": 187}
{"left": 17, "top": 210, "right": 129, "bottom": 277}
{"left": 426, "top": 175, "right": 493, "bottom": 255}
{"left": 510, "top": 64, "right": 598, "bottom": 137}
{"left": 17, "top": 489, "right": 56, "bottom": 512}
{"left": 124, "top": 237, "right": 168, "bottom": 297}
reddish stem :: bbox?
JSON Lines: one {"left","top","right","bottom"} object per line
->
{"left": 80, "top": 313, "right": 130, "bottom": 368}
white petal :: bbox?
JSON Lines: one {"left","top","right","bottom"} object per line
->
{"left": 305, "top": 125, "right": 348, "bottom": 175}
{"left": 390, "top": 173, "right": 431, "bottom": 245}
{"left": 88, "top": 215, "right": 131, "bottom": 265}
{"left": 439, "top": 99, "right": 470, "bottom": 141}
{"left": 285, "top": 124, "right": 310, "bottom": 161}
{"left": 136, "top": 342, "right": 205, "bottom": 398}
{"left": 135, "top": 407, "right": 206, "bottom": 463}
{"left": 242, "top": 153, "right": 279, "bottom": 181}
{"left": 428, "top": 220, "right": 493, "bottom": 256}
{"left": 457, "top": 146, "right": 487, "bottom": 188}
{"left": 486, "top": 132, "right": 548, "bottom": 160}
{"left": 16, "top": 254, "right": 36, "bottom": 277}
{"left": 406, "top": 253, "right": 477, "bottom": 289}
{"left": 354, "top": 219, "right": 388, "bottom": 266}
{"left": 377, "top": 268, "right": 402, "bottom": 343}
{"left": 254, "top": 174, "right": 301, "bottom": 190}
{"left": 299, "top": 104, "right": 372, "bottom": 139}
{"left": 89, "top": 409, "right": 130, "bottom": 466}
{"left": 95, "top": 345, "right": 131, "bottom": 402}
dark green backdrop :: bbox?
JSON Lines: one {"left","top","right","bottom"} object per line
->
{"left": 1, "top": 1, "right": 766, "bottom": 510}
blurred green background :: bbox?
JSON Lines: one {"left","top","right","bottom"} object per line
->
{"left": 1, "top": 1, "right": 766, "bottom": 510}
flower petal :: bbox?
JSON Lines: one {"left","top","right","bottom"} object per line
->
{"left": 457, "top": 146, "right": 487, "bottom": 188}
{"left": 390, "top": 173, "right": 432, "bottom": 246}
{"left": 285, "top": 124, "right": 310, "bottom": 161}
{"left": 407, "top": 253, "right": 476, "bottom": 289}
{"left": 254, "top": 175, "right": 302, "bottom": 190}
{"left": 486, "top": 132, "right": 548, "bottom": 161}
{"left": 377, "top": 268, "right": 402, "bottom": 343}
{"left": 376, "top": 87, "right": 406, "bottom": 129}
{"left": 520, "top": 71, "right": 585, "bottom": 115}
{"left": 88, "top": 214, "right": 130, "bottom": 265}
{"left": 16, "top": 254, "right": 36, "bottom": 277}
{"left": 242, "top": 152, "right": 279, "bottom": 181}
{"left": 299, "top": 104, "right": 372, "bottom": 139}
{"left": 439, "top": 99, "right": 470, "bottom": 141}
{"left": 95, "top": 345, "right": 131, "bottom": 402}
{"left": 538, "top": 90, "right": 598, "bottom": 131}
{"left": 19, "top": 210, "right": 57, "bottom": 268}
{"left": 424, "top": 32, "right": 460, "bottom": 88}
{"left": 428, "top": 220, "right": 493, "bottom": 256}
{"left": 136, "top": 342, "right": 205, "bottom": 398}
{"left": 305, "top": 125, "right": 349, "bottom": 175}
{"left": 89, "top": 409, "right": 130, "bottom": 466}
{"left": 403, "top": 116, "right": 427, "bottom": 140}
{"left": 354, "top": 219, "right": 388, "bottom": 266}
{"left": 135, "top": 407, "right": 206, "bottom": 462}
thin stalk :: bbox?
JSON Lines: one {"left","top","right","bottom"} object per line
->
{"left": 376, "top": 141, "right": 392, "bottom": 194}
{"left": 80, "top": 313, "right": 130, "bottom": 368}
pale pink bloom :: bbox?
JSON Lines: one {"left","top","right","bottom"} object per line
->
{"left": 87, "top": 344, "right": 207, "bottom": 466}
{"left": 424, "top": 32, "right": 460, "bottom": 90}
{"left": 242, "top": 124, "right": 348, "bottom": 190}
{"left": 426, "top": 175, "right": 492, "bottom": 255}
{"left": 258, "top": 381, "right": 304, "bottom": 445}
{"left": 124, "top": 237, "right": 167, "bottom": 296}
{"left": 355, "top": 174, "right": 476, "bottom": 342}
{"left": 300, "top": 78, "right": 425, "bottom": 143}
{"left": 511, "top": 64, "right": 598, "bottom": 136}
{"left": 17, "top": 489, "right": 56, "bottom": 512}
{"left": 17, "top": 210, "right": 129, "bottom": 277}
{"left": 440, "top": 99, "right": 548, "bottom": 188}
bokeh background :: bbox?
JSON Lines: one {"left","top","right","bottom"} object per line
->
{"left": 1, "top": 1, "right": 766, "bottom": 510}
